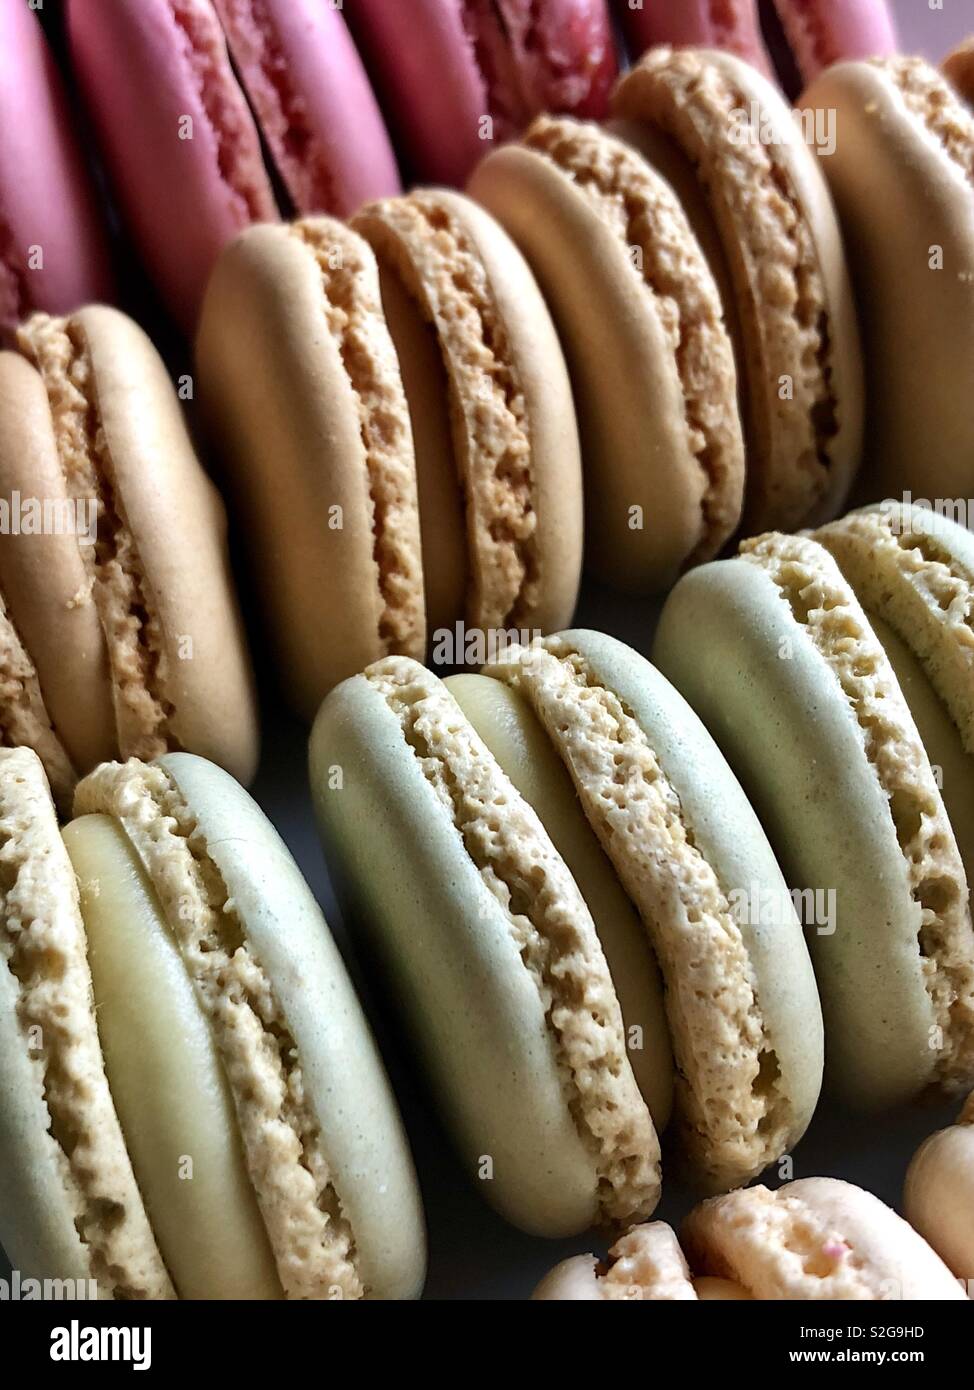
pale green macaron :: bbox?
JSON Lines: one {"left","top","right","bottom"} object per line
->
{"left": 0, "top": 747, "right": 425, "bottom": 1300}
{"left": 310, "top": 631, "right": 821, "bottom": 1223}
{"left": 654, "top": 530, "right": 974, "bottom": 1111}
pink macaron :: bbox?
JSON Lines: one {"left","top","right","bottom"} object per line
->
{"left": 347, "top": 0, "right": 619, "bottom": 186}
{"left": 67, "top": 0, "right": 400, "bottom": 331}
{"left": 616, "top": 0, "right": 897, "bottom": 90}
{"left": 0, "top": 0, "right": 113, "bottom": 334}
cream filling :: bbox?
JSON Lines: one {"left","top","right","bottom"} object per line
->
{"left": 367, "top": 657, "right": 661, "bottom": 1224}
{"left": 522, "top": 115, "right": 743, "bottom": 558}
{"left": 288, "top": 221, "right": 424, "bottom": 658}
{"left": 16, "top": 314, "right": 172, "bottom": 759}
{"left": 742, "top": 533, "right": 974, "bottom": 1090}
{"left": 875, "top": 55, "right": 974, "bottom": 187}
{"left": 73, "top": 760, "right": 364, "bottom": 1300}
{"left": 354, "top": 193, "right": 539, "bottom": 629}
{"left": 487, "top": 638, "right": 786, "bottom": 1190}
{"left": 0, "top": 749, "right": 172, "bottom": 1299}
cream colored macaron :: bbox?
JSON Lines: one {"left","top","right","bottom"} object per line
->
{"left": 904, "top": 1092, "right": 974, "bottom": 1286}
{"left": 0, "top": 746, "right": 426, "bottom": 1299}
{"left": 0, "top": 306, "right": 258, "bottom": 808}
{"left": 351, "top": 189, "right": 582, "bottom": 635}
{"left": 801, "top": 57, "right": 974, "bottom": 503}
{"left": 311, "top": 633, "right": 821, "bottom": 1208}
{"left": 535, "top": 1179, "right": 965, "bottom": 1300}
{"left": 654, "top": 531, "right": 974, "bottom": 1110}
{"left": 468, "top": 115, "right": 744, "bottom": 592}
{"left": 613, "top": 47, "right": 863, "bottom": 536}
{"left": 196, "top": 216, "right": 426, "bottom": 719}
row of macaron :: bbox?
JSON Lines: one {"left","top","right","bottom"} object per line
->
{"left": 3, "top": 0, "right": 900, "bottom": 333}
{"left": 3, "top": 496, "right": 973, "bottom": 1298}
{"left": 7, "top": 37, "right": 974, "bottom": 802}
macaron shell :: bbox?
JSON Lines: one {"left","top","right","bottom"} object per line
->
{"left": 487, "top": 630, "right": 823, "bottom": 1187}
{"left": 944, "top": 37, "right": 974, "bottom": 103}
{"left": 67, "top": 0, "right": 278, "bottom": 330}
{"left": 614, "top": 0, "right": 774, "bottom": 78}
{"left": 63, "top": 812, "right": 281, "bottom": 1300}
{"left": 468, "top": 121, "right": 742, "bottom": 591}
{"left": 213, "top": 0, "right": 400, "bottom": 214}
{"left": 0, "top": 351, "right": 115, "bottom": 772}
{"left": 310, "top": 663, "right": 660, "bottom": 1237}
{"left": 196, "top": 219, "right": 425, "bottom": 718}
{"left": 68, "top": 306, "right": 258, "bottom": 780}
{"left": 0, "top": 589, "right": 76, "bottom": 813}
{"left": 904, "top": 1103, "right": 974, "bottom": 1282}
{"left": 0, "top": 0, "right": 112, "bottom": 330}
{"left": 683, "top": 1177, "right": 966, "bottom": 1299}
{"left": 772, "top": 0, "right": 898, "bottom": 82}
{"left": 157, "top": 752, "right": 427, "bottom": 1301}
{"left": 653, "top": 554, "right": 945, "bottom": 1108}
{"left": 614, "top": 48, "right": 864, "bottom": 533}
{"left": 444, "top": 672, "right": 674, "bottom": 1129}
{"left": 801, "top": 58, "right": 974, "bottom": 503}
{"left": 0, "top": 748, "right": 171, "bottom": 1298}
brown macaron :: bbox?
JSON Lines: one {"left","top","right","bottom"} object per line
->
{"left": 612, "top": 47, "right": 863, "bottom": 535}
{"left": 801, "top": 56, "right": 974, "bottom": 504}
{"left": 0, "top": 305, "right": 258, "bottom": 807}
{"left": 469, "top": 114, "right": 744, "bottom": 593}
{"left": 350, "top": 189, "right": 582, "bottom": 639}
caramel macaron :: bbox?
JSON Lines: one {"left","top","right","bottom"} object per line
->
{"left": 469, "top": 115, "right": 744, "bottom": 592}
{"left": 904, "top": 1092, "right": 974, "bottom": 1284}
{"left": 0, "top": 306, "right": 258, "bottom": 809}
{"left": 802, "top": 57, "right": 974, "bottom": 503}
{"left": 351, "top": 190, "right": 582, "bottom": 636}
{"left": 613, "top": 47, "right": 863, "bottom": 535}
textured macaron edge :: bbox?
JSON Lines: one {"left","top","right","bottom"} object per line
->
{"left": 612, "top": 46, "right": 856, "bottom": 532}
{"left": 0, "top": 746, "right": 173, "bottom": 1297}
{"left": 871, "top": 54, "right": 974, "bottom": 191}
{"left": 352, "top": 190, "right": 572, "bottom": 633}
{"left": 360, "top": 656, "right": 661, "bottom": 1225}
{"left": 534, "top": 1221, "right": 698, "bottom": 1301}
{"left": 519, "top": 114, "right": 745, "bottom": 566}
{"left": 815, "top": 504, "right": 974, "bottom": 759}
{"left": 72, "top": 757, "right": 367, "bottom": 1300}
{"left": 740, "top": 532, "right": 974, "bottom": 1094}
{"left": 683, "top": 1177, "right": 966, "bottom": 1300}
{"left": 485, "top": 631, "right": 821, "bottom": 1189}
{"left": 0, "top": 592, "right": 76, "bottom": 814}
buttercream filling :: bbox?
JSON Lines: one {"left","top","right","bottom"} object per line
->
{"left": 875, "top": 55, "right": 974, "bottom": 188}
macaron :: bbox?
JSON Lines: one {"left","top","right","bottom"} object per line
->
{"left": 815, "top": 503, "right": 974, "bottom": 903}
{"left": 944, "top": 38, "right": 974, "bottom": 102}
{"left": 541, "top": 1177, "right": 965, "bottom": 1300}
{"left": 0, "top": 0, "right": 113, "bottom": 333}
{"left": 801, "top": 57, "right": 974, "bottom": 505}
{"left": 0, "top": 304, "right": 258, "bottom": 809}
{"left": 468, "top": 115, "right": 745, "bottom": 591}
{"left": 311, "top": 633, "right": 821, "bottom": 1216}
{"left": 350, "top": 189, "right": 582, "bottom": 636}
{"left": 904, "top": 1092, "right": 974, "bottom": 1284}
{"left": 654, "top": 531, "right": 974, "bottom": 1111}
{"left": 0, "top": 745, "right": 427, "bottom": 1299}
{"left": 480, "top": 630, "right": 822, "bottom": 1191}
{"left": 614, "top": 0, "right": 898, "bottom": 92}
{"left": 346, "top": 0, "right": 618, "bottom": 186}
{"left": 535, "top": 1177, "right": 965, "bottom": 1300}
{"left": 66, "top": 0, "right": 399, "bottom": 330}
{"left": 611, "top": 48, "right": 864, "bottom": 536}
{"left": 311, "top": 652, "right": 663, "bottom": 1237}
